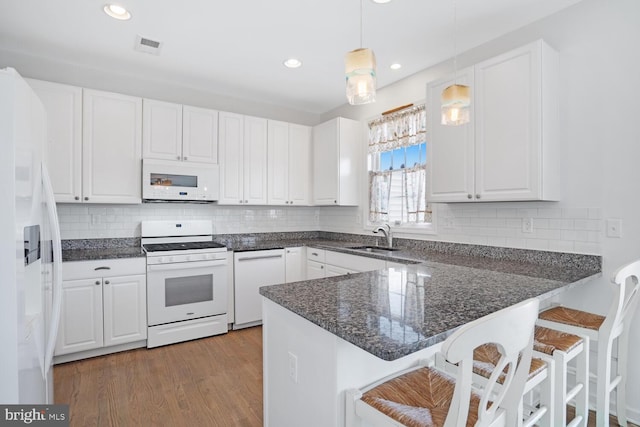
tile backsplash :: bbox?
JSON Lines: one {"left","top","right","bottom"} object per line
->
{"left": 57, "top": 203, "right": 321, "bottom": 239}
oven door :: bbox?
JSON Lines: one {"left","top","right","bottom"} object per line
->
{"left": 147, "top": 259, "right": 227, "bottom": 326}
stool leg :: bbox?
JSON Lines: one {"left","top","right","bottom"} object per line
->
{"left": 616, "top": 332, "right": 629, "bottom": 427}
{"left": 553, "top": 350, "right": 566, "bottom": 427}
{"left": 596, "top": 337, "right": 613, "bottom": 427}
{"left": 576, "top": 338, "right": 590, "bottom": 427}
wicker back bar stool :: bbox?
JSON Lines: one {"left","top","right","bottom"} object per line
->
{"left": 537, "top": 260, "right": 640, "bottom": 427}
{"left": 346, "top": 298, "right": 539, "bottom": 427}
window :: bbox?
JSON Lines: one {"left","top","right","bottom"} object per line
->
{"left": 368, "top": 104, "right": 432, "bottom": 228}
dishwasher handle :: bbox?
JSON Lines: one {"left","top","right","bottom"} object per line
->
{"left": 237, "top": 254, "right": 283, "bottom": 262}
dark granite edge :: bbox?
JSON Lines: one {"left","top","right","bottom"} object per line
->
{"left": 62, "top": 237, "right": 141, "bottom": 250}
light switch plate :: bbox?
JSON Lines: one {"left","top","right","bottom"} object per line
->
{"left": 606, "top": 218, "right": 622, "bottom": 238}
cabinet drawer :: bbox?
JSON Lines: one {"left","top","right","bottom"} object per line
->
{"left": 63, "top": 258, "right": 146, "bottom": 280}
{"left": 306, "top": 248, "right": 326, "bottom": 263}
{"left": 325, "top": 251, "right": 386, "bottom": 272}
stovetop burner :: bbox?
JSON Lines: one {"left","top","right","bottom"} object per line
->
{"left": 143, "top": 241, "right": 226, "bottom": 252}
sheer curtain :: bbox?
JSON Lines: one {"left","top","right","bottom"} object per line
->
{"left": 368, "top": 105, "right": 429, "bottom": 224}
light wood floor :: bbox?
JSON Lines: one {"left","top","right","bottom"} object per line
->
{"left": 55, "top": 326, "right": 636, "bottom": 427}
{"left": 55, "top": 327, "right": 263, "bottom": 427}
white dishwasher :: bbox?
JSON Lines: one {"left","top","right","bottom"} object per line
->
{"left": 233, "top": 249, "right": 285, "bottom": 329}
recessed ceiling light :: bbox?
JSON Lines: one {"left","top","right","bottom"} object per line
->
{"left": 103, "top": 4, "right": 131, "bottom": 20}
{"left": 283, "top": 58, "right": 302, "bottom": 69}
{"left": 390, "top": 63, "right": 402, "bottom": 70}
{"left": 371, "top": 0, "right": 392, "bottom": 3}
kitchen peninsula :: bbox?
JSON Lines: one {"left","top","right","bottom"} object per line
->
{"left": 259, "top": 247, "right": 601, "bottom": 427}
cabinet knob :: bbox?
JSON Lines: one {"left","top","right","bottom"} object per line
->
{"left": 467, "top": 194, "right": 472, "bottom": 199}
{"left": 75, "top": 196, "right": 80, "bottom": 200}
{"left": 239, "top": 200, "right": 243, "bottom": 203}
{"left": 104, "top": 280, "right": 110, "bottom": 285}
{"left": 476, "top": 194, "right": 481, "bottom": 199}
{"left": 320, "top": 265, "right": 324, "bottom": 269}
{"left": 177, "top": 156, "right": 181, "bottom": 160}
{"left": 289, "top": 201, "right": 293, "bottom": 204}
{"left": 285, "top": 201, "right": 289, "bottom": 204}
{"left": 334, "top": 200, "right": 337, "bottom": 204}
{"left": 183, "top": 156, "right": 188, "bottom": 161}
{"left": 84, "top": 197, "right": 89, "bottom": 201}
{"left": 245, "top": 200, "right": 248, "bottom": 203}
{"left": 95, "top": 280, "right": 100, "bottom": 285}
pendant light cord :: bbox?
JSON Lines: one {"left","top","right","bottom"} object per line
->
{"left": 453, "top": 0, "right": 458, "bottom": 83}
{"left": 360, "top": 0, "right": 364, "bottom": 48}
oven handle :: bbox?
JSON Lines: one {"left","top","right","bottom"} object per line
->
{"left": 236, "top": 254, "right": 283, "bottom": 262}
{"left": 147, "top": 259, "right": 226, "bottom": 272}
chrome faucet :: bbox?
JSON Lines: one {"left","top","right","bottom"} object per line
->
{"left": 373, "top": 224, "right": 393, "bottom": 248}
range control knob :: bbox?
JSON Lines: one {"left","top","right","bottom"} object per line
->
{"left": 168, "top": 256, "right": 174, "bottom": 262}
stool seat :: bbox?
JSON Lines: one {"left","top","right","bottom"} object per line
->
{"left": 534, "top": 325, "right": 583, "bottom": 355}
{"left": 538, "top": 306, "right": 605, "bottom": 331}
{"left": 361, "top": 366, "right": 481, "bottom": 427}
{"left": 473, "top": 343, "right": 547, "bottom": 382}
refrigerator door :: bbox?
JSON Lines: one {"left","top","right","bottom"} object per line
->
{"left": 0, "top": 67, "right": 51, "bottom": 403}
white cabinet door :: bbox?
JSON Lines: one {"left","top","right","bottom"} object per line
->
{"left": 474, "top": 41, "right": 559, "bottom": 201}
{"left": 142, "top": 99, "right": 182, "bottom": 161}
{"left": 313, "top": 119, "right": 339, "bottom": 205}
{"left": 285, "top": 247, "right": 304, "bottom": 283}
{"left": 103, "top": 274, "right": 147, "bottom": 347}
{"left": 267, "top": 120, "right": 289, "bottom": 205}
{"left": 243, "top": 116, "right": 268, "bottom": 204}
{"left": 83, "top": 89, "right": 142, "bottom": 203}
{"left": 325, "top": 251, "right": 386, "bottom": 272}
{"left": 288, "top": 124, "right": 311, "bottom": 205}
{"left": 27, "top": 79, "right": 83, "bottom": 203}
{"left": 234, "top": 249, "right": 285, "bottom": 326}
{"left": 55, "top": 278, "right": 104, "bottom": 355}
{"left": 313, "top": 117, "right": 360, "bottom": 206}
{"left": 182, "top": 105, "right": 218, "bottom": 164}
{"left": 306, "top": 260, "right": 326, "bottom": 279}
{"left": 325, "top": 264, "right": 355, "bottom": 277}
{"left": 218, "top": 111, "right": 245, "bottom": 204}
{"left": 426, "top": 69, "right": 475, "bottom": 202}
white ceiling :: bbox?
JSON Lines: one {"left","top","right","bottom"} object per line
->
{"left": 0, "top": 0, "right": 583, "bottom": 114}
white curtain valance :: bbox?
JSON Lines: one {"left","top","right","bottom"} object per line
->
{"left": 368, "top": 104, "right": 426, "bottom": 153}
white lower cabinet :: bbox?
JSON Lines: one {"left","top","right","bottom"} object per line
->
{"left": 305, "top": 248, "right": 386, "bottom": 279}
{"left": 233, "top": 249, "right": 285, "bottom": 328}
{"left": 285, "top": 247, "right": 305, "bottom": 282}
{"left": 55, "top": 258, "right": 146, "bottom": 359}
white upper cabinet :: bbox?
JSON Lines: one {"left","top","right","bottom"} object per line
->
{"left": 142, "top": 99, "right": 182, "bottom": 161}
{"left": 83, "top": 89, "right": 142, "bottom": 204}
{"left": 312, "top": 117, "right": 361, "bottom": 206}
{"left": 267, "top": 121, "right": 311, "bottom": 205}
{"left": 218, "top": 112, "right": 267, "bottom": 204}
{"left": 427, "top": 40, "right": 560, "bottom": 203}
{"left": 182, "top": 105, "right": 218, "bottom": 163}
{"left": 143, "top": 99, "right": 218, "bottom": 164}
{"left": 27, "top": 79, "right": 83, "bottom": 203}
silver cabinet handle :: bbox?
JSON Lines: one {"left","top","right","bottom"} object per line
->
{"left": 84, "top": 196, "right": 89, "bottom": 201}
{"left": 476, "top": 194, "right": 481, "bottom": 199}
{"left": 311, "top": 252, "right": 319, "bottom": 256}
{"left": 320, "top": 265, "right": 324, "bottom": 269}
{"left": 104, "top": 280, "right": 110, "bottom": 285}
{"left": 184, "top": 156, "right": 188, "bottom": 161}
{"left": 237, "top": 254, "right": 283, "bottom": 261}
{"left": 467, "top": 194, "right": 472, "bottom": 199}
{"left": 95, "top": 266, "right": 111, "bottom": 271}
{"left": 74, "top": 196, "right": 79, "bottom": 200}
{"left": 177, "top": 155, "right": 181, "bottom": 160}
{"left": 245, "top": 200, "right": 248, "bottom": 203}
{"left": 95, "top": 280, "right": 100, "bottom": 285}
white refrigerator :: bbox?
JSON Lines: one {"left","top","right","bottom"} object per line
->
{"left": 0, "top": 68, "right": 63, "bottom": 404}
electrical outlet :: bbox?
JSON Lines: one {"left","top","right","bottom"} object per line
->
{"left": 522, "top": 218, "right": 534, "bottom": 233}
{"left": 442, "top": 217, "right": 454, "bottom": 229}
{"left": 288, "top": 351, "right": 298, "bottom": 383}
{"left": 606, "top": 218, "right": 622, "bottom": 238}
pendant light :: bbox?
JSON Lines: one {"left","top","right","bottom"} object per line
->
{"left": 441, "top": 0, "right": 470, "bottom": 125}
{"left": 345, "top": 0, "right": 376, "bottom": 105}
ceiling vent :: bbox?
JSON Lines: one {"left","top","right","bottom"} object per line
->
{"left": 134, "top": 35, "right": 162, "bottom": 55}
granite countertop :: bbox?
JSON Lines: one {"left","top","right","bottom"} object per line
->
{"left": 62, "top": 238, "right": 145, "bottom": 262}
{"left": 260, "top": 261, "right": 601, "bottom": 361}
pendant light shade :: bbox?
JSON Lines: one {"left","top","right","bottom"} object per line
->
{"left": 345, "top": 47, "right": 377, "bottom": 105}
{"left": 441, "top": 83, "right": 470, "bottom": 125}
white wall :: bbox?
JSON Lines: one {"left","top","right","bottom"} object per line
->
{"left": 58, "top": 204, "right": 320, "bottom": 239}
{"left": 323, "top": 0, "right": 640, "bottom": 420}
{"left": 0, "top": 47, "right": 321, "bottom": 126}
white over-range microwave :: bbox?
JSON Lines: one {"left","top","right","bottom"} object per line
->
{"left": 142, "top": 159, "right": 219, "bottom": 202}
